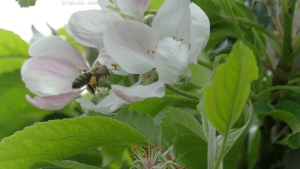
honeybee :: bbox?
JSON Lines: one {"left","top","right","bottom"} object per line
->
{"left": 72, "top": 65, "right": 110, "bottom": 95}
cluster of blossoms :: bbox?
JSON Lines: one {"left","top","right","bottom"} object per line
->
{"left": 21, "top": 0, "right": 210, "bottom": 114}
{"left": 131, "top": 142, "right": 186, "bottom": 169}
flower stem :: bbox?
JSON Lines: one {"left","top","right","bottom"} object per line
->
{"left": 165, "top": 84, "right": 199, "bottom": 101}
{"left": 254, "top": 85, "right": 300, "bottom": 100}
{"left": 223, "top": 0, "right": 244, "bottom": 42}
{"left": 164, "top": 94, "right": 199, "bottom": 103}
{"left": 197, "top": 59, "right": 213, "bottom": 70}
{"left": 186, "top": 80, "right": 203, "bottom": 89}
{"left": 272, "top": 14, "right": 284, "bottom": 38}
{"left": 214, "top": 133, "right": 228, "bottom": 169}
{"left": 279, "top": 0, "right": 296, "bottom": 66}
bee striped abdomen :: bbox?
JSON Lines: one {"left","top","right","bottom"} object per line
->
{"left": 72, "top": 73, "right": 92, "bottom": 89}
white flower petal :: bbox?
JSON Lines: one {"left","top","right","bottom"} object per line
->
{"left": 116, "top": 0, "right": 150, "bottom": 19}
{"left": 189, "top": 3, "right": 210, "bottom": 63}
{"left": 97, "top": 0, "right": 111, "bottom": 10}
{"left": 156, "top": 38, "right": 189, "bottom": 84}
{"left": 104, "top": 20, "right": 159, "bottom": 74}
{"left": 21, "top": 57, "right": 81, "bottom": 96}
{"left": 66, "top": 10, "right": 123, "bottom": 49}
{"left": 151, "top": 0, "right": 191, "bottom": 44}
{"left": 26, "top": 91, "right": 80, "bottom": 110}
{"left": 29, "top": 36, "right": 89, "bottom": 70}
{"left": 98, "top": 48, "right": 129, "bottom": 76}
{"left": 77, "top": 93, "right": 126, "bottom": 114}
{"left": 112, "top": 82, "right": 165, "bottom": 102}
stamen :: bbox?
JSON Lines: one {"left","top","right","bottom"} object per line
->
{"left": 152, "top": 50, "right": 155, "bottom": 54}
{"left": 173, "top": 36, "right": 176, "bottom": 40}
{"left": 180, "top": 38, "right": 184, "bottom": 42}
{"left": 111, "top": 63, "right": 118, "bottom": 69}
{"left": 132, "top": 146, "right": 137, "bottom": 152}
{"left": 147, "top": 50, "right": 150, "bottom": 54}
{"left": 167, "top": 155, "right": 174, "bottom": 161}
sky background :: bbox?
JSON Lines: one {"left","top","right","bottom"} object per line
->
{"left": 0, "top": 0, "right": 100, "bottom": 42}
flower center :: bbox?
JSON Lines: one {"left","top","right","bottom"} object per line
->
{"left": 140, "top": 68, "right": 158, "bottom": 85}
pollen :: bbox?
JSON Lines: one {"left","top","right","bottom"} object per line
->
{"left": 152, "top": 50, "right": 155, "bottom": 54}
{"left": 173, "top": 36, "right": 176, "bottom": 40}
{"left": 147, "top": 50, "right": 150, "bottom": 54}
{"left": 90, "top": 76, "right": 98, "bottom": 85}
{"left": 180, "top": 38, "right": 184, "bottom": 41}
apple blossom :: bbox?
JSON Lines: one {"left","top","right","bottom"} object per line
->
{"left": 66, "top": 0, "right": 150, "bottom": 75}
{"left": 21, "top": 36, "right": 123, "bottom": 113}
{"left": 102, "top": 0, "right": 210, "bottom": 102}
{"left": 98, "top": 0, "right": 150, "bottom": 21}
{"left": 130, "top": 142, "right": 186, "bottom": 169}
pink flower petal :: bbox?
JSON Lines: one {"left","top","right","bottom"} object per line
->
{"left": 103, "top": 20, "right": 159, "bottom": 74}
{"left": 26, "top": 91, "right": 80, "bottom": 110}
{"left": 77, "top": 93, "right": 126, "bottom": 114}
{"left": 151, "top": 0, "right": 191, "bottom": 45}
{"left": 67, "top": 10, "right": 123, "bottom": 49}
{"left": 29, "top": 36, "right": 89, "bottom": 70}
{"left": 21, "top": 57, "right": 81, "bottom": 96}
{"left": 189, "top": 3, "right": 210, "bottom": 63}
{"left": 112, "top": 82, "right": 165, "bottom": 102}
{"left": 116, "top": 0, "right": 150, "bottom": 19}
{"left": 156, "top": 38, "right": 189, "bottom": 84}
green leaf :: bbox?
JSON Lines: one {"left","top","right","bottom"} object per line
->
{"left": 189, "top": 63, "right": 212, "bottom": 85}
{"left": 0, "top": 29, "right": 28, "bottom": 57}
{"left": 111, "top": 110, "right": 161, "bottom": 146}
{"left": 0, "top": 29, "right": 28, "bottom": 74}
{"left": 147, "top": 0, "right": 163, "bottom": 11}
{"left": 204, "top": 41, "right": 258, "bottom": 135}
{"left": 0, "top": 70, "right": 50, "bottom": 139}
{"left": 173, "top": 125, "right": 207, "bottom": 169}
{"left": 66, "top": 149, "right": 102, "bottom": 167}
{"left": 16, "top": 0, "right": 36, "bottom": 7}
{"left": 129, "top": 98, "right": 171, "bottom": 117}
{"left": 275, "top": 101, "right": 300, "bottom": 121}
{"left": 0, "top": 116, "right": 147, "bottom": 168}
{"left": 0, "top": 57, "right": 26, "bottom": 74}
{"left": 101, "top": 146, "right": 127, "bottom": 168}
{"left": 160, "top": 108, "right": 205, "bottom": 148}
{"left": 267, "top": 110, "right": 300, "bottom": 133}
{"left": 253, "top": 101, "right": 273, "bottom": 115}
{"left": 29, "top": 160, "right": 100, "bottom": 169}
{"left": 288, "top": 132, "right": 300, "bottom": 149}
{"left": 191, "top": 0, "right": 222, "bottom": 24}
{"left": 263, "top": 109, "right": 300, "bottom": 149}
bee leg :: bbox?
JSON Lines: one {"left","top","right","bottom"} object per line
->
{"left": 86, "top": 83, "right": 96, "bottom": 95}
